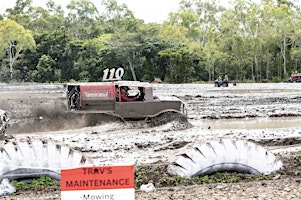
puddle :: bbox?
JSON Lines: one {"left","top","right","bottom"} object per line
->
{"left": 191, "top": 117, "right": 301, "bottom": 130}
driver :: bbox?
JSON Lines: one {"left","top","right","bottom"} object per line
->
{"left": 120, "top": 86, "right": 138, "bottom": 102}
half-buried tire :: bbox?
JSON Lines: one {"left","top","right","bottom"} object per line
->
{"left": 0, "top": 138, "right": 92, "bottom": 181}
{"left": 167, "top": 139, "right": 283, "bottom": 178}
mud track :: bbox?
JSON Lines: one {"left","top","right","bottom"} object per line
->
{"left": 0, "top": 83, "right": 301, "bottom": 199}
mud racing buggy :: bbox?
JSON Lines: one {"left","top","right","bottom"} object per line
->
{"left": 66, "top": 68, "right": 186, "bottom": 121}
{"left": 66, "top": 81, "right": 186, "bottom": 120}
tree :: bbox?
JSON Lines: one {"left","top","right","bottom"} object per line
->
{"left": 33, "top": 55, "right": 55, "bottom": 82}
{"left": 274, "top": 4, "right": 295, "bottom": 77}
{"left": 73, "top": 36, "right": 110, "bottom": 82}
{"left": 0, "top": 19, "right": 35, "bottom": 80}
{"left": 26, "top": 6, "right": 65, "bottom": 34}
{"left": 66, "top": 0, "right": 100, "bottom": 40}
{"left": 108, "top": 33, "right": 147, "bottom": 81}
{"left": 5, "top": 0, "right": 33, "bottom": 16}
{"left": 46, "top": 0, "right": 64, "bottom": 15}
{"left": 5, "top": 0, "right": 33, "bottom": 29}
{"left": 101, "top": 0, "right": 137, "bottom": 33}
{"left": 158, "top": 23, "right": 194, "bottom": 82}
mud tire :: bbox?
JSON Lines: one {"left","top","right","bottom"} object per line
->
{"left": 145, "top": 110, "right": 189, "bottom": 127}
{"left": 0, "top": 138, "right": 91, "bottom": 181}
{"left": 167, "top": 139, "right": 283, "bottom": 178}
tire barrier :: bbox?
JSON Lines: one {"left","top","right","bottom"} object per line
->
{"left": 167, "top": 139, "right": 283, "bottom": 178}
{"left": 0, "top": 138, "right": 92, "bottom": 181}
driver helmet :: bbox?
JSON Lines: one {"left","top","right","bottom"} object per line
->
{"left": 120, "top": 86, "right": 129, "bottom": 93}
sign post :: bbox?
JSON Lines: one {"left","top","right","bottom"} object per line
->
{"left": 61, "top": 165, "right": 134, "bottom": 200}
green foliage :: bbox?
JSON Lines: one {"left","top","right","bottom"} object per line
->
{"left": 33, "top": 55, "right": 55, "bottom": 82}
{"left": 0, "top": 65, "right": 11, "bottom": 82}
{"left": 271, "top": 76, "right": 283, "bottom": 83}
{"left": 66, "top": 0, "right": 100, "bottom": 40}
{"left": 2, "top": 0, "right": 301, "bottom": 83}
{"left": 11, "top": 180, "right": 27, "bottom": 190}
{"left": 134, "top": 164, "right": 272, "bottom": 189}
{"left": 0, "top": 19, "right": 35, "bottom": 52}
{"left": 0, "top": 19, "right": 36, "bottom": 80}
{"left": 11, "top": 176, "right": 59, "bottom": 191}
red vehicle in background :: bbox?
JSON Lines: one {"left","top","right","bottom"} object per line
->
{"left": 287, "top": 72, "right": 301, "bottom": 83}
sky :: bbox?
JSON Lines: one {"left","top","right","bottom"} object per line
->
{"left": 0, "top": 0, "right": 181, "bottom": 23}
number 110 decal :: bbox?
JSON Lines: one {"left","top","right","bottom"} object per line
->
{"left": 102, "top": 68, "right": 124, "bottom": 81}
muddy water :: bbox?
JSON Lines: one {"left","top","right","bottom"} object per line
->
{"left": 192, "top": 117, "right": 301, "bottom": 129}
{"left": 153, "top": 82, "right": 301, "bottom": 130}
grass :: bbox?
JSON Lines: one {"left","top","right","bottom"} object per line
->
{"left": 10, "top": 167, "right": 270, "bottom": 192}
{"left": 12, "top": 158, "right": 296, "bottom": 192}
{"left": 134, "top": 164, "right": 271, "bottom": 189}
{"left": 11, "top": 176, "right": 59, "bottom": 191}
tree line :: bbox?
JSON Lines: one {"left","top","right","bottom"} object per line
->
{"left": 0, "top": 0, "right": 301, "bottom": 83}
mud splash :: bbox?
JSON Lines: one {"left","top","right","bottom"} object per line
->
{"left": 8, "top": 109, "right": 191, "bottom": 134}
{"left": 9, "top": 111, "right": 125, "bottom": 134}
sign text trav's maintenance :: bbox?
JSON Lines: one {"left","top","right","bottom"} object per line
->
{"left": 61, "top": 166, "right": 134, "bottom": 191}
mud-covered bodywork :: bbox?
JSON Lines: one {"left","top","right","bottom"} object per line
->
{"left": 66, "top": 81, "right": 186, "bottom": 119}
{"left": 0, "top": 109, "right": 9, "bottom": 138}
